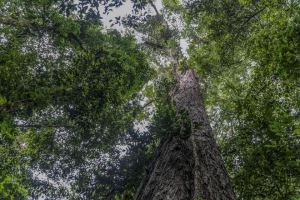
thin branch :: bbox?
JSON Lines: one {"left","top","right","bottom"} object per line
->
{"left": 148, "top": 0, "right": 160, "bottom": 16}
{"left": 143, "top": 40, "right": 164, "bottom": 49}
{"left": 237, "top": 6, "right": 267, "bottom": 33}
{"left": 141, "top": 100, "right": 154, "bottom": 109}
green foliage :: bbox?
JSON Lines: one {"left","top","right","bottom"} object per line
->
{"left": 208, "top": 67, "right": 300, "bottom": 199}
{"left": 162, "top": 0, "right": 182, "bottom": 11}
{"left": 0, "top": 0, "right": 154, "bottom": 198}
{"left": 248, "top": 2, "right": 300, "bottom": 79}
{"left": 149, "top": 74, "right": 193, "bottom": 140}
{"left": 0, "top": 176, "right": 28, "bottom": 200}
{"left": 151, "top": 76, "right": 178, "bottom": 137}
{"left": 0, "top": 120, "right": 29, "bottom": 199}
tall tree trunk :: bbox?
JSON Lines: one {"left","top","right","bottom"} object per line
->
{"left": 135, "top": 70, "right": 236, "bottom": 200}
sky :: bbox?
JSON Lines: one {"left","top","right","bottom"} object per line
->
{"left": 101, "top": 0, "right": 163, "bottom": 29}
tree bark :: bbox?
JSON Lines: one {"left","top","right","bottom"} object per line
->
{"left": 135, "top": 70, "right": 236, "bottom": 200}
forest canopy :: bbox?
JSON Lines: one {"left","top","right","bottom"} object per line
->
{"left": 0, "top": 0, "right": 299, "bottom": 200}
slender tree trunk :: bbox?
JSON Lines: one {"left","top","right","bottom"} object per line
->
{"left": 135, "top": 70, "right": 236, "bottom": 200}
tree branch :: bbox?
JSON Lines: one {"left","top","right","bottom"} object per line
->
{"left": 148, "top": 0, "right": 160, "bottom": 16}
{"left": 14, "top": 124, "right": 73, "bottom": 129}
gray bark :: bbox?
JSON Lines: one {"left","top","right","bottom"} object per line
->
{"left": 135, "top": 70, "right": 236, "bottom": 200}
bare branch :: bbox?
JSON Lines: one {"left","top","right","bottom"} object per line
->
{"left": 148, "top": 0, "right": 160, "bottom": 16}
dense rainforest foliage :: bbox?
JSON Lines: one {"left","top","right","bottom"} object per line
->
{"left": 0, "top": 0, "right": 299, "bottom": 199}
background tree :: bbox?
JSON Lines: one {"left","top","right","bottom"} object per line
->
{"left": 0, "top": 0, "right": 153, "bottom": 199}
{"left": 184, "top": 0, "right": 300, "bottom": 199}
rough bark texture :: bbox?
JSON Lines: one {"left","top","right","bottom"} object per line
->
{"left": 135, "top": 136, "right": 194, "bottom": 200}
{"left": 135, "top": 70, "right": 236, "bottom": 200}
